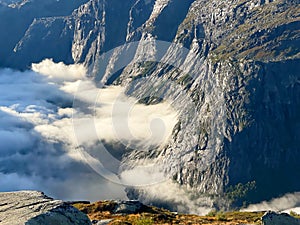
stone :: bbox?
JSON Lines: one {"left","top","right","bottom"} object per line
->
{"left": 113, "top": 200, "right": 144, "bottom": 214}
{"left": 262, "top": 211, "right": 300, "bottom": 225}
{"left": 0, "top": 191, "right": 91, "bottom": 225}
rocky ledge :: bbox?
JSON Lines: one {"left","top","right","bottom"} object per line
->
{"left": 73, "top": 200, "right": 300, "bottom": 225}
{"left": 0, "top": 191, "right": 91, "bottom": 225}
{"left": 1, "top": 191, "right": 300, "bottom": 225}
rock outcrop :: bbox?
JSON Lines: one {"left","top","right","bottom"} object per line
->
{"left": 113, "top": 200, "right": 144, "bottom": 214}
{"left": 262, "top": 211, "right": 300, "bottom": 225}
{"left": 0, "top": 191, "right": 91, "bottom": 225}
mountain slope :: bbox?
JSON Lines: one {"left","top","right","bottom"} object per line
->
{"left": 4, "top": 0, "right": 300, "bottom": 210}
{"left": 0, "top": 0, "right": 88, "bottom": 68}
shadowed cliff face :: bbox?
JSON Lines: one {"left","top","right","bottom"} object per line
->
{"left": 1, "top": 0, "right": 300, "bottom": 210}
{"left": 0, "top": 0, "right": 88, "bottom": 69}
{"left": 225, "top": 59, "right": 300, "bottom": 204}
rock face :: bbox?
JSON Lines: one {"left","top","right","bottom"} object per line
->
{"left": 262, "top": 211, "right": 300, "bottom": 225}
{"left": 113, "top": 200, "right": 144, "bottom": 214}
{"left": 1, "top": 0, "right": 300, "bottom": 210}
{"left": 0, "top": 191, "right": 91, "bottom": 225}
{"left": 0, "top": 0, "right": 88, "bottom": 69}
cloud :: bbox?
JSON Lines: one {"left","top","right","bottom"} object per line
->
{"left": 0, "top": 59, "right": 178, "bottom": 203}
{"left": 93, "top": 86, "right": 178, "bottom": 145}
{"left": 2, "top": 59, "right": 299, "bottom": 215}
{"left": 125, "top": 179, "right": 213, "bottom": 215}
{"left": 32, "top": 58, "right": 86, "bottom": 82}
{"left": 0, "top": 65, "right": 126, "bottom": 201}
{"left": 0, "top": 172, "right": 127, "bottom": 201}
{"left": 242, "top": 192, "right": 300, "bottom": 213}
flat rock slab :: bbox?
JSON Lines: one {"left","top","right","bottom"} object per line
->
{"left": 0, "top": 191, "right": 91, "bottom": 225}
{"left": 262, "top": 211, "right": 300, "bottom": 225}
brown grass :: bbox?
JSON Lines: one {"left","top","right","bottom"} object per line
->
{"left": 72, "top": 201, "right": 266, "bottom": 225}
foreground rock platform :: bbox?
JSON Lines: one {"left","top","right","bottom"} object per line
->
{"left": 0, "top": 191, "right": 91, "bottom": 225}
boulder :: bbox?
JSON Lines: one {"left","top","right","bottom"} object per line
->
{"left": 262, "top": 211, "right": 300, "bottom": 225}
{"left": 113, "top": 200, "right": 144, "bottom": 214}
{"left": 0, "top": 191, "right": 91, "bottom": 225}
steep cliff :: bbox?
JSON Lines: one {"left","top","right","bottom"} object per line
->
{"left": 0, "top": 0, "right": 88, "bottom": 68}
{"left": 6, "top": 0, "right": 300, "bottom": 210}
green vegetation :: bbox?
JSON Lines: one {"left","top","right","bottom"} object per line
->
{"left": 73, "top": 201, "right": 267, "bottom": 224}
{"left": 131, "top": 61, "right": 157, "bottom": 81}
{"left": 290, "top": 211, "right": 300, "bottom": 219}
{"left": 177, "top": 73, "right": 193, "bottom": 86}
{"left": 73, "top": 201, "right": 117, "bottom": 215}
{"left": 215, "top": 211, "right": 227, "bottom": 221}
{"left": 225, "top": 181, "right": 257, "bottom": 207}
{"left": 207, "top": 0, "right": 300, "bottom": 62}
{"left": 206, "top": 209, "right": 217, "bottom": 217}
{"left": 225, "top": 211, "right": 264, "bottom": 223}
{"left": 131, "top": 216, "right": 153, "bottom": 225}
{"left": 205, "top": 210, "right": 264, "bottom": 224}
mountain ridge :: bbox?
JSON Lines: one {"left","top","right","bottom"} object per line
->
{"left": 0, "top": 0, "right": 299, "bottom": 211}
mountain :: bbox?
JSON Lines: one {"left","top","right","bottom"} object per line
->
{"left": 2, "top": 0, "right": 300, "bottom": 210}
{"left": 0, "top": 0, "right": 88, "bottom": 68}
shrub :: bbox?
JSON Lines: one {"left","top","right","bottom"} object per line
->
{"left": 132, "top": 216, "right": 153, "bottom": 225}
{"left": 216, "top": 211, "right": 227, "bottom": 221}
{"left": 290, "top": 211, "right": 300, "bottom": 219}
{"left": 206, "top": 210, "right": 217, "bottom": 217}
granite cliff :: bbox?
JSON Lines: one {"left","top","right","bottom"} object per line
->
{"left": 1, "top": 0, "right": 300, "bottom": 210}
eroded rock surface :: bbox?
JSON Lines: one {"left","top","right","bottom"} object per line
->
{"left": 0, "top": 191, "right": 91, "bottom": 225}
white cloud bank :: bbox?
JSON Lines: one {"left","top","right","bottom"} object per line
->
{"left": 0, "top": 59, "right": 178, "bottom": 202}
{"left": 3, "top": 59, "right": 299, "bottom": 215}
{"left": 242, "top": 192, "right": 300, "bottom": 213}
{"left": 32, "top": 58, "right": 86, "bottom": 82}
